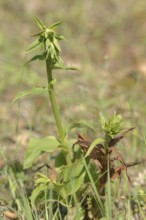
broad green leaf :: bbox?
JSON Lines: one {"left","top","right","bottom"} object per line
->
{"left": 31, "top": 176, "right": 66, "bottom": 204}
{"left": 12, "top": 87, "right": 48, "bottom": 103}
{"left": 65, "top": 120, "right": 95, "bottom": 135}
{"left": 26, "top": 39, "right": 41, "bottom": 52}
{"left": 34, "top": 16, "right": 46, "bottom": 30}
{"left": 62, "top": 161, "right": 84, "bottom": 182}
{"left": 24, "top": 136, "right": 59, "bottom": 169}
{"left": 58, "top": 138, "right": 76, "bottom": 152}
{"left": 51, "top": 181, "right": 66, "bottom": 198}
{"left": 67, "top": 138, "right": 77, "bottom": 147}
{"left": 85, "top": 138, "right": 104, "bottom": 158}
{"left": 55, "top": 151, "right": 66, "bottom": 172}
{"left": 65, "top": 172, "right": 86, "bottom": 196}
{"left": 55, "top": 139, "right": 76, "bottom": 173}
{"left": 42, "top": 169, "right": 85, "bottom": 199}
{"left": 31, "top": 163, "right": 85, "bottom": 202}
{"left": 49, "top": 21, "right": 64, "bottom": 30}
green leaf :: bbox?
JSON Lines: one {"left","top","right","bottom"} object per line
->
{"left": 49, "top": 21, "right": 64, "bottom": 30}
{"left": 65, "top": 172, "right": 86, "bottom": 196}
{"left": 24, "top": 136, "right": 59, "bottom": 169}
{"left": 55, "top": 139, "right": 76, "bottom": 174}
{"left": 12, "top": 87, "right": 48, "bottom": 103}
{"left": 31, "top": 184, "right": 49, "bottom": 206}
{"left": 62, "top": 161, "right": 84, "bottom": 182}
{"left": 53, "top": 39, "right": 61, "bottom": 52}
{"left": 53, "top": 57, "right": 79, "bottom": 71}
{"left": 49, "top": 43, "right": 56, "bottom": 59}
{"left": 55, "top": 151, "right": 66, "bottom": 172}
{"left": 53, "top": 63, "right": 64, "bottom": 70}
{"left": 54, "top": 161, "right": 86, "bottom": 198}
{"left": 26, "top": 54, "right": 44, "bottom": 64}
{"left": 55, "top": 34, "right": 66, "bottom": 41}
{"left": 31, "top": 174, "right": 52, "bottom": 206}
{"left": 45, "top": 38, "right": 51, "bottom": 50}
{"left": 31, "top": 174, "right": 66, "bottom": 203}
{"left": 31, "top": 162, "right": 85, "bottom": 201}
{"left": 26, "top": 39, "right": 42, "bottom": 52}
{"left": 99, "top": 113, "right": 106, "bottom": 128}
{"left": 34, "top": 16, "right": 46, "bottom": 30}
{"left": 31, "top": 31, "right": 44, "bottom": 37}
{"left": 53, "top": 61, "right": 80, "bottom": 71}
{"left": 65, "top": 120, "right": 95, "bottom": 136}
{"left": 85, "top": 138, "right": 104, "bottom": 158}
{"left": 64, "top": 66, "right": 80, "bottom": 71}
{"left": 51, "top": 181, "right": 66, "bottom": 198}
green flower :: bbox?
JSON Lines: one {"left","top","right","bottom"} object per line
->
{"left": 100, "top": 113, "right": 123, "bottom": 138}
{"left": 26, "top": 17, "right": 65, "bottom": 66}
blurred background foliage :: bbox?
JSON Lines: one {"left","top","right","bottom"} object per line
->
{"left": 0, "top": 0, "right": 146, "bottom": 167}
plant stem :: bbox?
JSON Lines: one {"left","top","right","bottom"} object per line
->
{"left": 46, "top": 59, "right": 65, "bottom": 145}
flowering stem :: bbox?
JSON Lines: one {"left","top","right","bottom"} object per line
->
{"left": 46, "top": 59, "right": 65, "bottom": 145}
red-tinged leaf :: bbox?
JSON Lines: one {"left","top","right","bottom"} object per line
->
{"left": 85, "top": 138, "right": 104, "bottom": 158}
{"left": 73, "top": 133, "right": 91, "bottom": 151}
{"left": 108, "top": 127, "right": 135, "bottom": 147}
{"left": 110, "top": 165, "right": 124, "bottom": 180}
{"left": 73, "top": 134, "right": 105, "bottom": 168}
{"left": 110, "top": 165, "right": 132, "bottom": 184}
{"left": 125, "top": 160, "right": 143, "bottom": 168}
{"left": 108, "top": 147, "right": 125, "bottom": 164}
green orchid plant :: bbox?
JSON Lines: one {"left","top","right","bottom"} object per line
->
{"left": 13, "top": 17, "right": 140, "bottom": 219}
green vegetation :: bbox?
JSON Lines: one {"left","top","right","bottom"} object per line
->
{"left": 0, "top": 1, "right": 146, "bottom": 219}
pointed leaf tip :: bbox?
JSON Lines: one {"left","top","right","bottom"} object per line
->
{"left": 26, "top": 39, "right": 42, "bottom": 52}
{"left": 34, "top": 16, "right": 46, "bottom": 30}
{"left": 49, "top": 21, "right": 64, "bottom": 30}
{"left": 12, "top": 87, "right": 48, "bottom": 103}
{"left": 25, "top": 54, "right": 44, "bottom": 65}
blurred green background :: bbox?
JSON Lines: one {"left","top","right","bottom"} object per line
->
{"left": 0, "top": 0, "right": 146, "bottom": 168}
